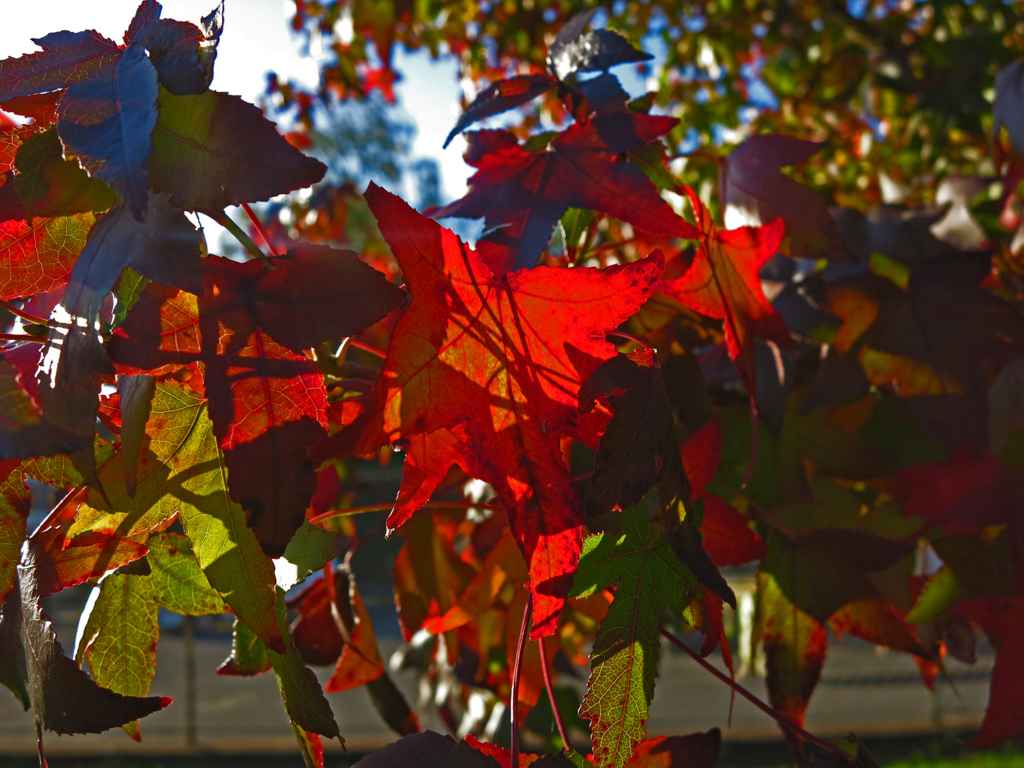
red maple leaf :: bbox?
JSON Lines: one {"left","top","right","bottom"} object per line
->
{"left": 680, "top": 419, "right": 766, "bottom": 566}
{"left": 659, "top": 187, "right": 788, "bottom": 398}
{"left": 954, "top": 598, "right": 1024, "bottom": 748}
{"left": 357, "top": 183, "right": 664, "bottom": 638}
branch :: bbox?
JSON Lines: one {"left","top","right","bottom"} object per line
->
{"left": 347, "top": 339, "right": 387, "bottom": 359}
{"left": 511, "top": 593, "right": 532, "bottom": 768}
{"left": 1, "top": 300, "right": 48, "bottom": 326}
{"left": 0, "top": 333, "right": 44, "bottom": 344}
{"left": 308, "top": 500, "right": 505, "bottom": 526}
{"left": 538, "top": 636, "right": 571, "bottom": 749}
{"left": 242, "top": 202, "right": 280, "bottom": 257}
{"left": 658, "top": 627, "right": 852, "bottom": 761}
{"left": 606, "top": 330, "right": 653, "bottom": 355}
{"left": 207, "top": 209, "right": 270, "bottom": 264}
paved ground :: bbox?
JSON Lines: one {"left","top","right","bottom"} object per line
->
{"left": 0, "top": 615, "right": 993, "bottom": 757}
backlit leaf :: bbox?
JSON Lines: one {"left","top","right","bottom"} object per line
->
{"left": 359, "top": 184, "right": 663, "bottom": 637}
{"left": 571, "top": 502, "right": 701, "bottom": 768}
{"left": 435, "top": 114, "right": 698, "bottom": 273}
{"left": 57, "top": 44, "right": 158, "bottom": 219}
{"left": 150, "top": 88, "right": 327, "bottom": 211}
{"left": 659, "top": 188, "right": 788, "bottom": 398}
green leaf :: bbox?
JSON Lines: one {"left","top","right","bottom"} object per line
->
{"left": 570, "top": 501, "right": 700, "bottom": 768}
{"left": 75, "top": 573, "right": 159, "bottom": 699}
{"left": 146, "top": 533, "right": 229, "bottom": 616}
{"left": 216, "top": 589, "right": 339, "bottom": 738}
{"left": 13, "top": 128, "right": 119, "bottom": 220}
{"left": 269, "top": 588, "right": 340, "bottom": 739}
{"left": 0, "top": 464, "right": 30, "bottom": 600}
{"left": 70, "top": 381, "right": 282, "bottom": 651}
{"left": 73, "top": 532, "right": 228, "bottom": 737}
{"left": 275, "top": 522, "right": 348, "bottom": 591}
{"left": 217, "top": 618, "right": 272, "bottom": 676}
{"left": 753, "top": 569, "right": 826, "bottom": 758}
{"left": 68, "top": 382, "right": 210, "bottom": 539}
{"left": 758, "top": 529, "right": 912, "bottom": 623}
{"left": 112, "top": 267, "right": 151, "bottom": 328}
{"left": 905, "top": 566, "right": 969, "bottom": 624}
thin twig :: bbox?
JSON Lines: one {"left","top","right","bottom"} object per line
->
{"left": 348, "top": 339, "right": 387, "bottom": 359}
{"left": 538, "top": 636, "right": 571, "bottom": 749}
{"left": 206, "top": 210, "right": 270, "bottom": 264}
{"left": 743, "top": 395, "right": 759, "bottom": 488}
{"left": 0, "top": 333, "right": 44, "bottom": 343}
{"left": 658, "top": 627, "right": 852, "bottom": 761}
{"left": 35, "top": 720, "right": 48, "bottom": 768}
{"left": 308, "top": 500, "right": 505, "bottom": 526}
{"left": 242, "top": 202, "right": 280, "bottom": 257}
{"left": 511, "top": 593, "right": 532, "bottom": 768}
{"left": 606, "top": 330, "right": 654, "bottom": 354}
{"left": 1, "top": 300, "right": 48, "bottom": 327}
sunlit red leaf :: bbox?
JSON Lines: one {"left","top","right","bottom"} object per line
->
{"left": 659, "top": 188, "right": 788, "bottom": 398}
{"left": 680, "top": 420, "right": 765, "bottom": 567}
{"left": 360, "top": 184, "right": 663, "bottom": 638}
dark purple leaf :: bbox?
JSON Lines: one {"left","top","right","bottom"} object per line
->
{"left": 16, "top": 559, "right": 170, "bottom": 734}
{"left": 443, "top": 74, "right": 557, "bottom": 149}
{"left": 57, "top": 44, "right": 158, "bottom": 220}
{"left": 0, "top": 31, "right": 120, "bottom": 102}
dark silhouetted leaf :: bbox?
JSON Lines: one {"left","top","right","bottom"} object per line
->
{"left": 57, "top": 44, "right": 158, "bottom": 219}
{"left": 0, "top": 359, "right": 89, "bottom": 459}
{"left": 954, "top": 598, "right": 1024, "bottom": 749}
{"left": 127, "top": 0, "right": 222, "bottom": 95}
{"left": 352, "top": 731, "right": 502, "bottom": 768}
{"left": 719, "top": 135, "right": 853, "bottom": 261}
{"left": 150, "top": 89, "right": 327, "bottom": 211}
{"left": 0, "top": 31, "right": 119, "bottom": 102}
{"left": 36, "top": 192, "right": 203, "bottom": 486}
{"left": 994, "top": 61, "right": 1024, "bottom": 160}
{"left": 117, "top": 374, "right": 155, "bottom": 498}
{"left": 579, "top": 351, "right": 675, "bottom": 518}
{"left": 435, "top": 114, "right": 698, "bottom": 273}
{"left": 444, "top": 74, "right": 557, "bottom": 149}
{"left": 624, "top": 730, "right": 721, "bottom": 768}
{"left": 17, "top": 556, "right": 170, "bottom": 734}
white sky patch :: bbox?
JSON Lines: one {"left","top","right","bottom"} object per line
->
{"left": 1, "top": 3, "right": 493, "bottom": 227}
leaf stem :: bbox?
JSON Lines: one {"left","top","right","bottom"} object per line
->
{"left": 0, "top": 300, "right": 48, "bottom": 326}
{"left": 347, "top": 339, "right": 387, "bottom": 359}
{"left": 538, "top": 636, "right": 571, "bottom": 749}
{"left": 207, "top": 209, "right": 270, "bottom": 264}
{"left": 0, "top": 333, "right": 44, "bottom": 344}
{"left": 511, "top": 592, "right": 532, "bottom": 768}
{"left": 606, "top": 330, "right": 653, "bottom": 354}
{"left": 242, "top": 202, "right": 280, "bottom": 257}
{"left": 308, "top": 500, "right": 505, "bottom": 526}
{"left": 658, "top": 627, "right": 852, "bottom": 761}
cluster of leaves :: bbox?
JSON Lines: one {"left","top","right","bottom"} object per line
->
{"left": 2, "top": 3, "right": 1024, "bottom": 768}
